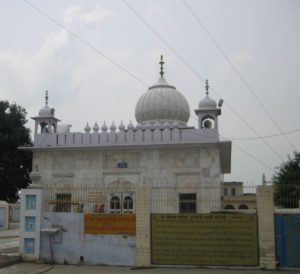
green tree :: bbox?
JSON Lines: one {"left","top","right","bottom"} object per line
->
{"left": 0, "top": 101, "right": 32, "bottom": 202}
{"left": 273, "top": 152, "right": 300, "bottom": 208}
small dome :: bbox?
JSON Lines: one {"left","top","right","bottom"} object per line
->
{"left": 127, "top": 121, "right": 135, "bottom": 130}
{"left": 198, "top": 95, "right": 217, "bottom": 109}
{"left": 163, "top": 122, "right": 170, "bottom": 129}
{"left": 198, "top": 80, "right": 217, "bottom": 110}
{"left": 84, "top": 122, "right": 91, "bottom": 133}
{"left": 154, "top": 121, "right": 161, "bottom": 130}
{"left": 118, "top": 121, "right": 125, "bottom": 131}
{"left": 101, "top": 122, "right": 108, "bottom": 131}
{"left": 145, "top": 122, "right": 152, "bottom": 130}
{"left": 172, "top": 121, "right": 179, "bottom": 128}
{"left": 39, "top": 106, "right": 52, "bottom": 117}
{"left": 135, "top": 76, "right": 190, "bottom": 126}
{"left": 38, "top": 90, "right": 55, "bottom": 117}
{"left": 136, "top": 123, "right": 143, "bottom": 130}
{"left": 110, "top": 122, "right": 116, "bottom": 132}
{"left": 93, "top": 122, "right": 99, "bottom": 132}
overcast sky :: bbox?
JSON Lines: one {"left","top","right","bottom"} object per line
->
{"left": 1, "top": 0, "right": 299, "bottom": 184}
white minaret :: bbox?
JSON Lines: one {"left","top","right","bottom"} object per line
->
{"left": 31, "top": 91, "right": 60, "bottom": 137}
{"left": 194, "top": 80, "right": 222, "bottom": 130}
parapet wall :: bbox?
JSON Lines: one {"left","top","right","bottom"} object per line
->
{"left": 34, "top": 128, "right": 220, "bottom": 148}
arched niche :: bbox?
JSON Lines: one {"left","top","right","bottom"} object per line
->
{"left": 201, "top": 114, "right": 216, "bottom": 129}
{"left": 224, "top": 204, "right": 235, "bottom": 210}
{"left": 238, "top": 204, "right": 249, "bottom": 210}
{"left": 39, "top": 121, "right": 56, "bottom": 134}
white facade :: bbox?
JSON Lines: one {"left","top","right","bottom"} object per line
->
{"left": 27, "top": 58, "right": 231, "bottom": 213}
{"left": 19, "top": 57, "right": 232, "bottom": 264}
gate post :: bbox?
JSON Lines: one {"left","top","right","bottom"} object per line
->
{"left": 19, "top": 187, "right": 43, "bottom": 261}
{"left": 135, "top": 186, "right": 151, "bottom": 267}
{"left": 256, "top": 185, "right": 276, "bottom": 269}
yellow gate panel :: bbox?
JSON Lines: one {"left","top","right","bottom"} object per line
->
{"left": 84, "top": 214, "right": 136, "bottom": 235}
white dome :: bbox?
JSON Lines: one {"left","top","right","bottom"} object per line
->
{"left": 135, "top": 76, "right": 190, "bottom": 126}
{"left": 38, "top": 106, "right": 52, "bottom": 117}
{"left": 198, "top": 95, "right": 217, "bottom": 109}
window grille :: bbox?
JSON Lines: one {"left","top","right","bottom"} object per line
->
{"left": 123, "top": 196, "right": 133, "bottom": 213}
{"left": 231, "top": 188, "right": 236, "bottom": 196}
{"left": 179, "top": 193, "right": 197, "bottom": 213}
{"left": 54, "top": 193, "right": 71, "bottom": 212}
{"left": 110, "top": 196, "right": 121, "bottom": 213}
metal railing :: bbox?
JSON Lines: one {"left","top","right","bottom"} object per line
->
{"left": 151, "top": 185, "right": 257, "bottom": 213}
{"left": 273, "top": 184, "right": 300, "bottom": 209}
{"left": 43, "top": 184, "right": 135, "bottom": 213}
{"left": 43, "top": 184, "right": 260, "bottom": 213}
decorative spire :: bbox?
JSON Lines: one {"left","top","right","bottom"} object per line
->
{"left": 93, "top": 122, "right": 99, "bottom": 132}
{"left": 205, "top": 79, "right": 209, "bottom": 96}
{"left": 159, "top": 55, "right": 164, "bottom": 77}
{"left": 84, "top": 122, "right": 91, "bottom": 133}
{"left": 110, "top": 121, "right": 116, "bottom": 132}
{"left": 101, "top": 121, "right": 108, "bottom": 132}
{"left": 127, "top": 120, "right": 134, "bottom": 130}
{"left": 118, "top": 121, "right": 125, "bottom": 131}
{"left": 45, "top": 90, "right": 49, "bottom": 107}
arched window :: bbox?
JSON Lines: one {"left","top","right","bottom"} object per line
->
{"left": 123, "top": 196, "right": 133, "bottom": 213}
{"left": 110, "top": 196, "right": 120, "bottom": 213}
{"left": 201, "top": 114, "right": 216, "bottom": 129}
{"left": 39, "top": 121, "right": 55, "bottom": 134}
{"left": 39, "top": 121, "right": 49, "bottom": 134}
{"left": 238, "top": 204, "right": 248, "bottom": 210}
{"left": 224, "top": 204, "right": 235, "bottom": 210}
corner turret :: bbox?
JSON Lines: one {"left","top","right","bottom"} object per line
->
{"left": 31, "top": 91, "right": 60, "bottom": 136}
{"left": 195, "top": 80, "right": 223, "bottom": 130}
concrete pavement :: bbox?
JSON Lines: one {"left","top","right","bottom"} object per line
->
{"left": 0, "top": 263, "right": 299, "bottom": 274}
{"left": 0, "top": 238, "right": 19, "bottom": 252}
{"left": 0, "top": 228, "right": 19, "bottom": 239}
{"left": 0, "top": 226, "right": 20, "bottom": 268}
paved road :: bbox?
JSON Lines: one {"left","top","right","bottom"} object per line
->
{"left": 0, "top": 227, "right": 20, "bottom": 267}
{"left": 0, "top": 228, "right": 19, "bottom": 238}
{"left": 0, "top": 229, "right": 19, "bottom": 256}
{"left": 0, "top": 238, "right": 19, "bottom": 252}
{"left": 1, "top": 263, "right": 299, "bottom": 274}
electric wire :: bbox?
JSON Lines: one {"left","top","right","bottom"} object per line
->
{"left": 23, "top": 0, "right": 148, "bottom": 88}
{"left": 224, "top": 128, "right": 300, "bottom": 141}
{"left": 182, "top": 0, "right": 296, "bottom": 151}
{"left": 122, "top": 0, "right": 284, "bottom": 161}
{"left": 230, "top": 141, "right": 274, "bottom": 171}
{"left": 186, "top": 127, "right": 300, "bottom": 142}
{"left": 23, "top": 0, "right": 280, "bottom": 172}
{"left": 181, "top": 127, "right": 275, "bottom": 171}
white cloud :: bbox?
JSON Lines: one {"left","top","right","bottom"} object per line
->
{"left": 0, "top": 5, "right": 115, "bottom": 101}
{"left": 63, "top": 5, "right": 114, "bottom": 28}
{"left": 0, "top": 4, "right": 120, "bottom": 136}
{"left": 0, "top": 3, "right": 144, "bottom": 135}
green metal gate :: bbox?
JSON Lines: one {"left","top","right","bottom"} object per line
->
{"left": 151, "top": 213, "right": 258, "bottom": 266}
